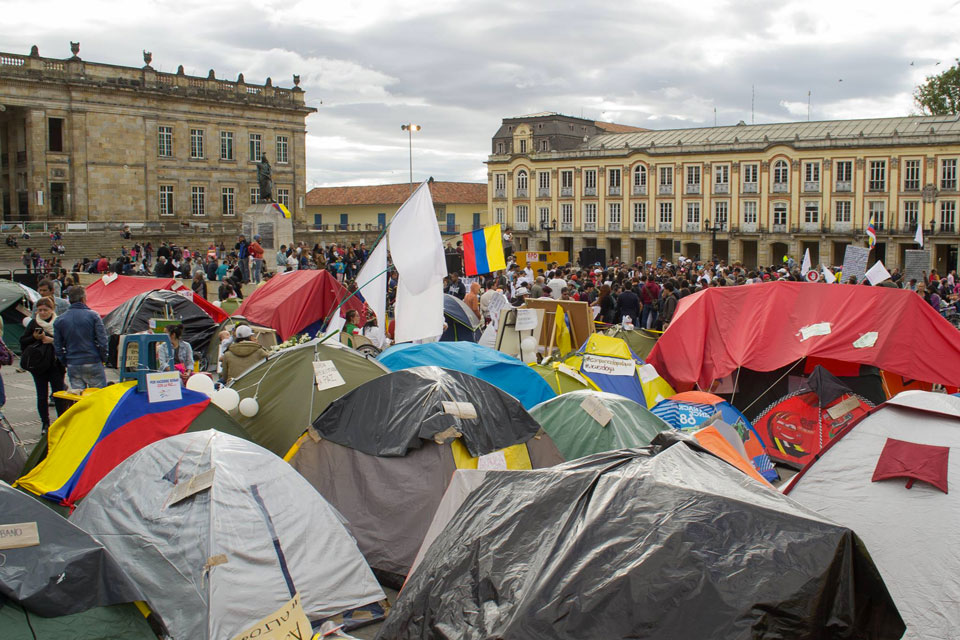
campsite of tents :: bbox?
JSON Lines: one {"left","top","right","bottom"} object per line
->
{"left": 563, "top": 333, "right": 675, "bottom": 408}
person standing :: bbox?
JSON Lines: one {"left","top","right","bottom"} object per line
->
{"left": 34, "top": 279, "right": 69, "bottom": 316}
{"left": 53, "top": 286, "right": 109, "bottom": 390}
{"left": 20, "top": 297, "right": 68, "bottom": 432}
{"left": 192, "top": 271, "right": 208, "bottom": 299}
{"left": 235, "top": 235, "right": 250, "bottom": 283}
{"left": 249, "top": 235, "right": 265, "bottom": 283}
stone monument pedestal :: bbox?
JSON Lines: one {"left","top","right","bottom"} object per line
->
{"left": 241, "top": 202, "right": 293, "bottom": 251}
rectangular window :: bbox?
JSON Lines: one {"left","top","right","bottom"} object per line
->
{"left": 714, "top": 201, "right": 728, "bottom": 229}
{"left": 742, "top": 200, "right": 757, "bottom": 224}
{"left": 519, "top": 139, "right": 527, "bottom": 153}
{"left": 495, "top": 173, "right": 506, "bottom": 191}
{"left": 158, "top": 126, "right": 173, "bottom": 157}
{"left": 660, "top": 166, "right": 673, "bottom": 186}
{"left": 48, "top": 118, "right": 64, "bottom": 152}
{"left": 538, "top": 206, "right": 550, "bottom": 227}
{"left": 250, "top": 187, "right": 260, "bottom": 205}
{"left": 276, "top": 135, "right": 289, "bottom": 164}
{"left": 714, "top": 164, "right": 729, "bottom": 185}
{"left": 538, "top": 170, "right": 550, "bottom": 190}
{"left": 249, "top": 134, "right": 262, "bottom": 162}
{"left": 276, "top": 188, "right": 290, "bottom": 207}
{"left": 835, "top": 161, "right": 852, "bottom": 182}
{"left": 835, "top": 200, "right": 852, "bottom": 223}
{"left": 686, "top": 201, "right": 700, "bottom": 225}
{"left": 869, "top": 160, "right": 886, "bottom": 191}
{"left": 659, "top": 201, "right": 673, "bottom": 224}
{"left": 903, "top": 200, "right": 919, "bottom": 228}
{"left": 584, "top": 169, "right": 597, "bottom": 192}
{"left": 804, "top": 162, "right": 820, "bottom": 184}
{"left": 773, "top": 203, "right": 787, "bottom": 226}
{"left": 190, "top": 128, "right": 204, "bottom": 159}
{"left": 743, "top": 164, "right": 758, "bottom": 184}
{"left": 608, "top": 202, "right": 621, "bottom": 226}
{"left": 515, "top": 204, "right": 529, "bottom": 225}
{"left": 686, "top": 165, "right": 701, "bottom": 192}
{"left": 496, "top": 142, "right": 504, "bottom": 154}
{"left": 159, "top": 185, "right": 174, "bottom": 216}
{"left": 220, "top": 131, "right": 234, "bottom": 160}
{"left": 561, "top": 170, "right": 573, "bottom": 189}
{"left": 561, "top": 203, "right": 573, "bottom": 226}
{"left": 539, "top": 139, "right": 548, "bottom": 152}
{"left": 608, "top": 168, "right": 621, "bottom": 188}
{"left": 221, "top": 187, "right": 235, "bottom": 216}
{"left": 50, "top": 182, "right": 65, "bottom": 215}
{"left": 633, "top": 202, "right": 646, "bottom": 227}
{"left": 191, "top": 186, "right": 205, "bottom": 216}
{"left": 804, "top": 201, "right": 819, "bottom": 223}
{"left": 941, "top": 159, "right": 957, "bottom": 190}
{"left": 495, "top": 207, "right": 505, "bottom": 225}
{"left": 869, "top": 200, "right": 885, "bottom": 229}
{"left": 583, "top": 203, "right": 597, "bottom": 225}
{"left": 940, "top": 200, "right": 957, "bottom": 231}
{"left": 633, "top": 165, "right": 647, "bottom": 187}
{"left": 903, "top": 159, "right": 921, "bottom": 190}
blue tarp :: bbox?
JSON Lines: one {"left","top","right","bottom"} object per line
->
{"left": 378, "top": 342, "right": 555, "bottom": 410}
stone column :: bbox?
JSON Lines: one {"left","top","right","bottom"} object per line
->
{"left": 26, "top": 109, "right": 47, "bottom": 218}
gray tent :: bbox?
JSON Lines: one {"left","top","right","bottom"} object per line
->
{"left": 0, "top": 418, "right": 26, "bottom": 483}
{"left": 71, "top": 431, "right": 385, "bottom": 640}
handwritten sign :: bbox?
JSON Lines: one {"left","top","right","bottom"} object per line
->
{"left": 0, "top": 522, "right": 39, "bottom": 549}
{"left": 230, "top": 592, "right": 313, "bottom": 640}
{"left": 146, "top": 371, "right": 182, "bottom": 403}
{"left": 166, "top": 468, "right": 215, "bottom": 507}
{"left": 313, "top": 360, "right": 345, "bottom": 391}
{"left": 904, "top": 249, "right": 930, "bottom": 284}
{"left": 442, "top": 401, "right": 478, "bottom": 420}
{"left": 477, "top": 450, "right": 508, "bottom": 470}
{"left": 514, "top": 308, "right": 538, "bottom": 331}
{"left": 841, "top": 245, "right": 870, "bottom": 284}
{"left": 580, "top": 395, "right": 613, "bottom": 427}
{"left": 582, "top": 355, "right": 635, "bottom": 377}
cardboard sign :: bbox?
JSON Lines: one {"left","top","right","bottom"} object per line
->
{"left": 514, "top": 308, "right": 538, "bottom": 331}
{"left": 230, "top": 592, "right": 313, "bottom": 640}
{"left": 904, "top": 249, "right": 930, "bottom": 284}
{"left": 582, "top": 355, "right": 635, "bottom": 377}
{"left": 313, "top": 360, "right": 345, "bottom": 391}
{"left": 442, "top": 401, "right": 478, "bottom": 420}
{"left": 166, "top": 468, "right": 215, "bottom": 507}
{"left": 124, "top": 339, "right": 140, "bottom": 370}
{"left": 827, "top": 396, "right": 863, "bottom": 420}
{"left": 557, "top": 363, "right": 591, "bottom": 387}
{"left": 0, "top": 522, "right": 39, "bottom": 549}
{"left": 841, "top": 245, "right": 870, "bottom": 284}
{"left": 580, "top": 395, "right": 613, "bottom": 427}
{"left": 486, "top": 292, "right": 510, "bottom": 330}
{"left": 146, "top": 371, "right": 183, "bottom": 403}
{"left": 864, "top": 261, "right": 891, "bottom": 285}
{"left": 477, "top": 450, "right": 508, "bottom": 470}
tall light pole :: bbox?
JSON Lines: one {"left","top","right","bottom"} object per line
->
{"left": 401, "top": 124, "right": 420, "bottom": 193}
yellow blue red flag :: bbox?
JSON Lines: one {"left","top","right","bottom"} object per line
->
{"left": 462, "top": 224, "right": 507, "bottom": 276}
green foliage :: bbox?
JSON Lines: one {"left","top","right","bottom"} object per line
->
{"left": 914, "top": 59, "right": 960, "bottom": 115}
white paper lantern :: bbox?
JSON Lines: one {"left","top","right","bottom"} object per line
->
{"left": 212, "top": 387, "right": 241, "bottom": 412}
{"left": 21, "top": 316, "right": 31, "bottom": 328}
{"left": 520, "top": 335, "right": 538, "bottom": 364}
{"left": 186, "top": 374, "right": 215, "bottom": 396}
{"left": 238, "top": 397, "right": 259, "bottom": 417}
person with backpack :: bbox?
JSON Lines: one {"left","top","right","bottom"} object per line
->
{"left": 20, "top": 297, "right": 68, "bottom": 433}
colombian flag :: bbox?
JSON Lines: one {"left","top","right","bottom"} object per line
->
{"left": 462, "top": 224, "right": 507, "bottom": 276}
{"left": 16, "top": 382, "right": 211, "bottom": 507}
{"left": 272, "top": 202, "right": 291, "bottom": 218}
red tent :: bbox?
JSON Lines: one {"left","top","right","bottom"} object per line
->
{"left": 647, "top": 281, "right": 960, "bottom": 390}
{"left": 235, "top": 270, "right": 365, "bottom": 341}
{"left": 84, "top": 274, "right": 228, "bottom": 323}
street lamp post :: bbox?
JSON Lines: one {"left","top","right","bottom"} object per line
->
{"left": 704, "top": 217, "right": 723, "bottom": 264}
{"left": 400, "top": 123, "right": 420, "bottom": 194}
{"left": 540, "top": 217, "right": 558, "bottom": 251}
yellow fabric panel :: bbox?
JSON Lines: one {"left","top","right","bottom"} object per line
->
{"left": 555, "top": 304, "right": 573, "bottom": 355}
{"left": 580, "top": 334, "right": 633, "bottom": 360}
{"left": 16, "top": 382, "right": 135, "bottom": 495}
{"left": 450, "top": 438, "right": 533, "bottom": 470}
{"left": 483, "top": 224, "right": 507, "bottom": 272}
{"left": 639, "top": 375, "right": 677, "bottom": 409}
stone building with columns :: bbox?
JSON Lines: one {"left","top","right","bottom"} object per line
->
{"left": 0, "top": 43, "right": 314, "bottom": 223}
{"left": 487, "top": 112, "right": 960, "bottom": 273}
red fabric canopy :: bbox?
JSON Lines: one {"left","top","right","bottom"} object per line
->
{"left": 84, "top": 274, "right": 228, "bottom": 324}
{"left": 235, "top": 270, "right": 366, "bottom": 341}
{"left": 647, "top": 282, "right": 960, "bottom": 389}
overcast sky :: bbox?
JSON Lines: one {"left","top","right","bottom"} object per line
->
{"left": 5, "top": 0, "right": 959, "bottom": 188}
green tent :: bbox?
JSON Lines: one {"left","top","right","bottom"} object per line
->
{"left": 529, "top": 390, "right": 670, "bottom": 460}
{"left": 529, "top": 361, "right": 595, "bottom": 395}
{"left": 0, "top": 280, "right": 36, "bottom": 355}
{"left": 228, "top": 339, "right": 389, "bottom": 457}
{"left": 0, "top": 599, "right": 156, "bottom": 640}
{"left": 603, "top": 326, "right": 661, "bottom": 360}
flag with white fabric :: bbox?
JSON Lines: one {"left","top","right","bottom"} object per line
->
{"left": 388, "top": 182, "right": 446, "bottom": 343}
{"left": 915, "top": 222, "right": 924, "bottom": 248}
{"left": 355, "top": 238, "right": 387, "bottom": 328}
{"left": 864, "top": 260, "right": 892, "bottom": 285}
{"left": 800, "top": 249, "right": 811, "bottom": 276}
{"left": 822, "top": 265, "right": 835, "bottom": 283}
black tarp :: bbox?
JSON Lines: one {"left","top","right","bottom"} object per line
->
{"left": 804, "top": 365, "right": 853, "bottom": 406}
{"left": 379, "top": 438, "right": 905, "bottom": 640}
{"left": 102, "top": 290, "right": 217, "bottom": 367}
{"left": 312, "top": 366, "right": 542, "bottom": 458}
{"left": 0, "top": 481, "right": 144, "bottom": 617}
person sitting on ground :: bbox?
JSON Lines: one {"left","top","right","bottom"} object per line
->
{"left": 220, "top": 324, "right": 268, "bottom": 383}
{"left": 158, "top": 323, "right": 194, "bottom": 384}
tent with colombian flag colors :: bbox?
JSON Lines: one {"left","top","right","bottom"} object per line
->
{"left": 462, "top": 224, "right": 506, "bottom": 276}
{"left": 16, "top": 381, "right": 249, "bottom": 508}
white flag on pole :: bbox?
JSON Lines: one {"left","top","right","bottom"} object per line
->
{"left": 822, "top": 265, "right": 835, "bottom": 283}
{"left": 800, "top": 249, "right": 811, "bottom": 276}
{"left": 388, "top": 182, "right": 446, "bottom": 343}
{"left": 915, "top": 222, "right": 924, "bottom": 248}
{"left": 865, "top": 260, "right": 892, "bottom": 285}
{"left": 355, "top": 238, "right": 387, "bottom": 328}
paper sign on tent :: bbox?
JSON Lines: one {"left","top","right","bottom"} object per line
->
{"left": 146, "top": 371, "right": 183, "bottom": 403}
{"left": 230, "top": 592, "right": 312, "bottom": 640}
{"left": 514, "top": 308, "right": 538, "bottom": 331}
{"left": 313, "top": 360, "right": 346, "bottom": 391}
{"left": 477, "top": 450, "right": 508, "bottom": 470}
{"left": 582, "top": 355, "right": 635, "bottom": 377}
{"left": 580, "top": 395, "right": 613, "bottom": 427}
{"left": 0, "top": 522, "right": 39, "bottom": 549}
{"left": 442, "top": 401, "right": 478, "bottom": 420}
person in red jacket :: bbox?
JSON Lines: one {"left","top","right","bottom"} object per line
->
{"left": 249, "top": 235, "right": 265, "bottom": 284}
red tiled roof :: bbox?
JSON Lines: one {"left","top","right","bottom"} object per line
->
{"left": 594, "top": 121, "right": 649, "bottom": 133}
{"left": 306, "top": 181, "right": 487, "bottom": 206}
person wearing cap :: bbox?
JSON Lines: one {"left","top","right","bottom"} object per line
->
{"left": 220, "top": 324, "right": 268, "bottom": 383}
{"left": 249, "top": 235, "right": 265, "bottom": 284}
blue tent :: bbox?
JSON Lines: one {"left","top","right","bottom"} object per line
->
{"left": 441, "top": 294, "right": 483, "bottom": 342}
{"left": 378, "top": 341, "right": 555, "bottom": 409}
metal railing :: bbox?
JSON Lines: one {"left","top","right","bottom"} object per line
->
{"left": 685, "top": 183, "right": 701, "bottom": 195}
{"left": 658, "top": 184, "right": 673, "bottom": 195}
{"left": 514, "top": 221, "right": 529, "bottom": 231}
{"left": 560, "top": 187, "right": 573, "bottom": 197}
{"left": 657, "top": 222, "right": 673, "bottom": 231}
{"left": 742, "top": 182, "right": 758, "bottom": 193}
{"left": 584, "top": 187, "right": 597, "bottom": 196}
{"left": 835, "top": 181, "right": 852, "bottom": 192}
{"left": 632, "top": 184, "right": 647, "bottom": 196}
{"left": 684, "top": 222, "right": 700, "bottom": 232}
{"left": 494, "top": 188, "right": 506, "bottom": 198}
{"left": 608, "top": 221, "right": 621, "bottom": 231}
{"left": 560, "top": 221, "right": 573, "bottom": 231}
{"left": 583, "top": 221, "right": 597, "bottom": 232}
{"left": 516, "top": 188, "right": 528, "bottom": 198}
{"left": 771, "top": 224, "right": 787, "bottom": 232}
{"left": 632, "top": 222, "right": 646, "bottom": 232}
{"left": 772, "top": 182, "right": 789, "bottom": 193}
{"left": 608, "top": 186, "right": 621, "bottom": 196}
{"left": 714, "top": 183, "right": 729, "bottom": 194}
{"left": 538, "top": 188, "right": 550, "bottom": 197}
{"left": 803, "top": 181, "right": 820, "bottom": 192}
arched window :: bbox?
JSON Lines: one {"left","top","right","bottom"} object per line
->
{"left": 516, "top": 169, "right": 528, "bottom": 194}
{"left": 633, "top": 164, "right": 647, "bottom": 187}
{"left": 773, "top": 160, "right": 789, "bottom": 185}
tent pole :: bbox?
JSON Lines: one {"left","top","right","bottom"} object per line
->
{"left": 730, "top": 366, "right": 741, "bottom": 405}
{"left": 740, "top": 359, "right": 803, "bottom": 416}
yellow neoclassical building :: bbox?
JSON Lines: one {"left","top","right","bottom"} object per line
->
{"left": 487, "top": 112, "right": 960, "bottom": 272}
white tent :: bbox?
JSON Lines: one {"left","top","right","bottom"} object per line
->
{"left": 786, "top": 391, "right": 960, "bottom": 640}
{"left": 71, "top": 430, "right": 385, "bottom": 640}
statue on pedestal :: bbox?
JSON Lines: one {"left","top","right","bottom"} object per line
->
{"left": 256, "top": 155, "right": 273, "bottom": 202}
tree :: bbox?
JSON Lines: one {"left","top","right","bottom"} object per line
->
{"left": 914, "top": 59, "right": 960, "bottom": 115}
